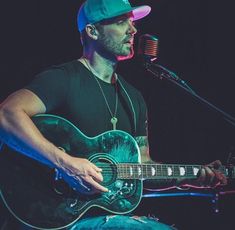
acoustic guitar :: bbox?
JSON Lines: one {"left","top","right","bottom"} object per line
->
{"left": 0, "top": 114, "right": 233, "bottom": 229}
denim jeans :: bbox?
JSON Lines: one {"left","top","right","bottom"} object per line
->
{"left": 2, "top": 214, "right": 175, "bottom": 230}
{"left": 69, "top": 215, "right": 175, "bottom": 230}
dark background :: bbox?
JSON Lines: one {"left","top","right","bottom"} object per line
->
{"left": 1, "top": 0, "right": 235, "bottom": 229}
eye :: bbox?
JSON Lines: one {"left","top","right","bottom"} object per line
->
{"left": 132, "top": 21, "right": 139, "bottom": 28}
{"left": 116, "top": 19, "right": 126, "bottom": 25}
{"left": 132, "top": 21, "right": 137, "bottom": 28}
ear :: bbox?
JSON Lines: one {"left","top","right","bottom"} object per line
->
{"left": 85, "top": 24, "right": 99, "bottom": 40}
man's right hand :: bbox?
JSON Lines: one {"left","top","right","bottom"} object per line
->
{"left": 57, "top": 155, "right": 109, "bottom": 193}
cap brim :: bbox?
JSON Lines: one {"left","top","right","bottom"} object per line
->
{"left": 132, "top": 5, "right": 151, "bottom": 21}
{"left": 98, "top": 5, "right": 151, "bottom": 23}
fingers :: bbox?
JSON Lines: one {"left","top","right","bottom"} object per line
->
{"left": 60, "top": 157, "right": 108, "bottom": 193}
{"left": 92, "top": 163, "right": 103, "bottom": 173}
{"left": 203, "top": 166, "right": 216, "bottom": 186}
{"left": 206, "top": 160, "right": 227, "bottom": 186}
{"left": 84, "top": 176, "right": 109, "bottom": 192}
{"left": 89, "top": 163, "right": 103, "bottom": 182}
{"left": 197, "top": 165, "right": 227, "bottom": 187}
{"left": 74, "top": 158, "right": 103, "bottom": 182}
{"left": 78, "top": 161, "right": 108, "bottom": 192}
{"left": 197, "top": 167, "right": 214, "bottom": 186}
{"left": 213, "top": 170, "right": 227, "bottom": 185}
{"left": 206, "top": 160, "right": 222, "bottom": 169}
{"left": 80, "top": 163, "right": 108, "bottom": 192}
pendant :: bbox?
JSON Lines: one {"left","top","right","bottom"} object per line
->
{"left": 111, "top": 117, "right": 118, "bottom": 130}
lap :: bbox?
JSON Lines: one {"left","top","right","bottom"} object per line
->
{"left": 2, "top": 214, "right": 175, "bottom": 230}
{"left": 69, "top": 215, "right": 175, "bottom": 230}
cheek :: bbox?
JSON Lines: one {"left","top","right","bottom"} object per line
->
{"left": 103, "top": 28, "right": 124, "bottom": 40}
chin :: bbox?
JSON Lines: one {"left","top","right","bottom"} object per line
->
{"left": 117, "top": 50, "right": 134, "bottom": 61}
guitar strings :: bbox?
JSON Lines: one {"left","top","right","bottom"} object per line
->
{"left": 92, "top": 163, "right": 226, "bottom": 177}
{"left": 93, "top": 164, "right": 203, "bottom": 177}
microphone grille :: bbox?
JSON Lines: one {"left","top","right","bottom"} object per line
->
{"left": 138, "top": 34, "right": 158, "bottom": 60}
{"left": 143, "top": 39, "right": 158, "bottom": 57}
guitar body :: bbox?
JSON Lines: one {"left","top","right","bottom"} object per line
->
{"left": 0, "top": 114, "right": 142, "bottom": 229}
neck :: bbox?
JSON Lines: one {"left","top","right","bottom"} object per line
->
{"left": 79, "top": 53, "right": 118, "bottom": 83}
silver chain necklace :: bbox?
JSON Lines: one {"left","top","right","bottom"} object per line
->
{"left": 83, "top": 58, "right": 119, "bottom": 130}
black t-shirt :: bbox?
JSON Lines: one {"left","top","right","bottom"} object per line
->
{"left": 25, "top": 60, "right": 147, "bottom": 137}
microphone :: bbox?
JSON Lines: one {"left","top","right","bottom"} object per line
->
{"left": 138, "top": 34, "right": 188, "bottom": 85}
{"left": 138, "top": 34, "right": 159, "bottom": 62}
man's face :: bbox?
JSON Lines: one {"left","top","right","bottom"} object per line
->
{"left": 96, "top": 13, "right": 137, "bottom": 61}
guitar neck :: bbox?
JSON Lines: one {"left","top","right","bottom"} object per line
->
{"left": 117, "top": 163, "right": 235, "bottom": 180}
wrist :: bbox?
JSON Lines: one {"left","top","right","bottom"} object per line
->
{"left": 41, "top": 141, "right": 71, "bottom": 169}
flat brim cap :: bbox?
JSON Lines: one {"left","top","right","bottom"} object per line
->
{"left": 77, "top": 0, "right": 151, "bottom": 32}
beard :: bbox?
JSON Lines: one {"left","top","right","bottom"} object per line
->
{"left": 97, "top": 32, "right": 134, "bottom": 60}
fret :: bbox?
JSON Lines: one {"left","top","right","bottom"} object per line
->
{"left": 132, "top": 165, "right": 137, "bottom": 179}
{"left": 125, "top": 164, "right": 128, "bottom": 178}
{"left": 167, "top": 166, "right": 173, "bottom": 177}
{"left": 118, "top": 164, "right": 123, "bottom": 179}
{"left": 142, "top": 164, "right": 145, "bottom": 178}
{"left": 186, "top": 165, "right": 192, "bottom": 177}
{"left": 154, "top": 165, "right": 159, "bottom": 177}
{"left": 144, "top": 164, "right": 148, "bottom": 179}
{"left": 126, "top": 164, "right": 133, "bottom": 179}
{"left": 145, "top": 165, "right": 148, "bottom": 178}
{"left": 144, "top": 164, "right": 151, "bottom": 178}
{"left": 151, "top": 165, "right": 156, "bottom": 177}
{"left": 179, "top": 166, "right": 186, "bottom": 177}
{"left": 162, "top": 165, "right": 168, "bottom": 177}
{"left": 117, "top": 163, "right": 231, "bottom": 180}
{"left": 122, "top": 164, "right": 125, "bottom": 178}
{"left": 137, "top": 165, "right": 142, "bottom": 178}
{"left": 156, "top": 165, "right": 162, "bottom": 177}
{"left": 129, "top": 165, "right": 133, "bottom": 178}
{"left": 192, "top": 166, "right": 200, "bottom": 177}
{"left": 155, "top": 164, "right": 168, "bottom": 178}
{"left": 173, "top": 165, "right": 180, "bottom": 177}
{"left": 141, "top": 165, "right": 145, "bottom": 178}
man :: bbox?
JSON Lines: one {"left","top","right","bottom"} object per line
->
{"left": 0, "top": 0, "right": 227, "bottom": 229}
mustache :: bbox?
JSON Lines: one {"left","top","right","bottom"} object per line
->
{"left": 123, "top": 36, "right": 134, "bottom": 43}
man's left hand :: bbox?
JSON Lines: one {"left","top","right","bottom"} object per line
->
{"left": 196, "top": 160, "right": 227, "bottom": 188}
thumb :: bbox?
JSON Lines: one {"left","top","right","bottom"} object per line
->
{"left": 207, "top": 160, "right": 222, "bottom": 169}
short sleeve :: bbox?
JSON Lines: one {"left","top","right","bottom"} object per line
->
{"left": 24, "top": 67, "right": 69, "bottom": 112}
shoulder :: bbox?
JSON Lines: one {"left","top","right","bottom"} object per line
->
{"left": 31, "top": 60, "right": 88, "bottom": 83}
{"left": 40, "top": 59, "right": 84, "bottom": 73}
{"left": 44, "top": 60, "right": 82, "bottom": 76}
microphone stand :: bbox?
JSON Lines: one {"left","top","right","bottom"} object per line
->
{"left": 144, "top": 60, "right": 235, "bottom": 209}
{"left": 144, "top": 60, "right": 235, "bottom": 127}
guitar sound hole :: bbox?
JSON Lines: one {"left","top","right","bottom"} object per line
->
{"left": 95, "top": 158, "right": 117, "bottom": 186}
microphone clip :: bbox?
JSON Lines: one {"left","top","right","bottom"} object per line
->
{"left": 144, "top": 60, "right": 196, "bottom": 94}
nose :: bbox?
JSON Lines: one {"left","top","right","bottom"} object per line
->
{"left": 128, "top": 19, "right": 137, "bottom": 35}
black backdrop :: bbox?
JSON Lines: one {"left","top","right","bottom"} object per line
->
{"left": 1, "top": 0, "right": 235, "bottom": 229}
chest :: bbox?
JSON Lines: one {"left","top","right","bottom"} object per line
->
{"left": 64, "top": 77, "right": 136, "bottom": 137}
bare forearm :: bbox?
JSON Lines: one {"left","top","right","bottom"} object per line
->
{"left": 0, "top": 106, "right": 68, "bottom": 168}
{"left": 135, "top": 136, "right": 153, "bottom": 163}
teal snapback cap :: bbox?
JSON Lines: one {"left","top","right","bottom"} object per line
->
{"left": 77, "top": 0, "right": 151, "bottom": 32}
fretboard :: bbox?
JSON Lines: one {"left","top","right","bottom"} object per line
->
{"left": 117, "top": 164, "right": 232, "bottom": 180}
